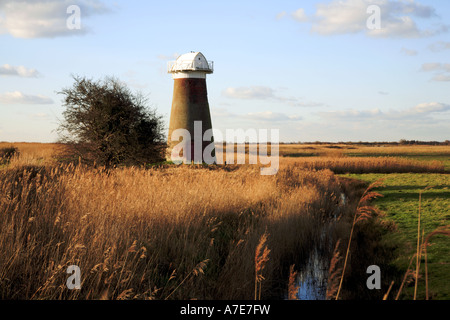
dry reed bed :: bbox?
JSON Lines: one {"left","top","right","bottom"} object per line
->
{"left": 3, "top": 142, "right": 445, "bottom": 174}
{"left": 282, "top": 156, "right": 445, "bottom": 174}
{"left": 0, "top": 163, "right": 346, "bottom": 300}
{"left": 278, "top": 144, "right": 450, "bottom": 155}
{"left": 3, "top": 143, "right": 438, "bottom": 300}
{"left": 0, "top": 142, "right": 63, "bottom": 167}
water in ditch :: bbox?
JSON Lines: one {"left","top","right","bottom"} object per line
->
{"left": 296, "top": 248, "right": 329, "bottom": 300}
{"left": 294, "top": 192, "right": 348, "bottom": 300}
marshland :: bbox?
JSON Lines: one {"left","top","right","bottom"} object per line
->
{"left": 1, "top": 142, "right": 448, "bottom": 300}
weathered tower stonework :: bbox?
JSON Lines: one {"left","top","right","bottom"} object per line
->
{"left": 167, "top": 51, "right": 215, "bottom": 163}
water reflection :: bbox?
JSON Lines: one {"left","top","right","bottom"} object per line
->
{"left": 296, "top": 248, "right": 329, "bottom": 300}
{"left": 295, "top": 192, "right": 348, "bottom": 300}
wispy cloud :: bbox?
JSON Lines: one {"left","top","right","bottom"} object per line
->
{"left": 0, "top": 0, "right": 110, "bottom": 38}
{"left": 0, "top": 91, "right": 54, "bottom": 104}
{"left": 157, "top": 53, "right": 181, "bottom": 60}
{"left": 411, "top": 102, "right": 450, "bottom": 114}
{"left": 244, "top": 111, "right": 302, "bottom": 122}
{"left": 223, "top": 86, "right": 275, "bottom": 100}
{"left": 428, "top": 41, "right": 450, "bottom": 52}
{"left": 291, "top": 8, "right": 308, "bottom": 22}
{"left": 288, "top": 0, "right": 446, "bottom": 39}
{"left": 400, "top": 47, "right": 418, "bottom": 56}
{"left": 223, "top": 86, "right": 325, "bottom": 107}
{"left": 318, "top": 102, "right": 450, "bottom": 121}
{"left": 212, "top": 108, "right": 302, "bottom": 123}
{"left": 276, "top": 11, "right": 287, "bottom": 20}
{"left": 0, "top": 64, "right": 42, "bottom": 78}
{"left": 431, "top": 74, "right": 450, "bottom": 82}
{"left": 420, "top": 63, "right": 449, "bottom": 72}
{"left": 420, "top": 63, "right": 450, "bottom": 82}
{"left": 214, "top": 102, "right": 449, "bottom": 142}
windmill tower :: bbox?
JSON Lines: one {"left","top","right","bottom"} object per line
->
{"left": 167, "top": 51, "right": 215, "bottom": 163}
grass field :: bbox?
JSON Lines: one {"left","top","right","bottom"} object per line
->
{"left": 279, "top": 143, "right": 449, "bottom": 299}
{"left": 0, "top": 142, "right": 448, "bottom": 300}
{"left": 343, "top": 173, "right": 450, "bottom": 300}
{"left": 280, "top": 144, "right": 450, "bottom": 170}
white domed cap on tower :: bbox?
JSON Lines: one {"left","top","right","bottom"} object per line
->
{"left": 168, "top": 51, "right": 213, "bottom": 79}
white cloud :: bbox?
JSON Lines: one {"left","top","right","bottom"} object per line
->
{"left": 214, "top": 103, "right": 448, "bottom": 142}
{"left": 431, "top": 74, "right": 450, "bottom": 82}
{"left": 211, "top": 107, "right": 234, "bottom": 118}
{"left": 420, "top": 63, "right": 450, "bottom": 81}
{"left": 318, "top": 102, "right": 450, "bottom": 121}
{"left": 420, "top": 63, "right": 444, "bottom": 72}
{"left": 429, "top": 41, "right": 450, "bottom": 52}
{"left": 223, "top": 86, "right": 325, "bottom": 107}
{"left": 310, "top": 0, "right": 369, "bottom": 35}
{"left": 319, "top": 108, "right": 382, "bottom": 120}
{"left": 0, "top": 91, "right": 54, "bottom": 104}
{"left": 400, "top": 47, "right": 418, "bottom": 56}
{"left": 0, "top": 64, "right": 41, "bottom": 77}
{"left": 157, "top": 53, "right": 181, "bottom": 60}
{"left": 223, "top": 86, "right": 275, "bottom": 100}
{"left": 276, "top": 11, "right": 287, "bottom": 20}
{"left": 245, "top": 111, "right": 302, "bottom": 122}
{"left": 367, "top": 16, "right": 421, "bottom": 38}
{"left": 0, "top": 0, "right": 110, "bottom": 38}
{"left": 290, "top": 0, "right": 445, "bottom": 38}
{"left": 292, "top": 8, "right": 308, "bottom": 22}
{"left": 290, "top": 101, "right": 325, "bottom": 107}
{"left": 212, "top": 108, "right": 301, "bottom": 124}
{"left": 410, "top": 102, "right": 450, "bottom": 113}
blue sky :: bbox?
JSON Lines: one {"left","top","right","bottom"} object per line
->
{"left": 0, "top": 0, "right": 449, "bottom": 142}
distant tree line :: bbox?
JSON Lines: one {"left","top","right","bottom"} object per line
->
{"left": 397, "top": 139, "right": 450, "bottom": 146}
{"left": 279, "top": 140, "right": 450, "bottom": 146}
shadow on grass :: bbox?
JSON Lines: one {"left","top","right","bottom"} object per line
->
{"left": 281, "top": 153, "right": 318, "bottom": 157}
{"left": 335, "top": 177, "right": 404, "bottom": 300}
{"left": 373, "top": 185, "right": 449, "bottom": 191}
{"left": 378, "top": 190, "right": 450, "bottom": 202}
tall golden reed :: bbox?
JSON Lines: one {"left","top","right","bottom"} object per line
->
{"left": 4, "top": 143, "right": 442, "bottom": 300}
{"left": 0, "top": 146, "right": 347, "bottom": 300}
{"left": 335, "top": 180, "right": 384, "bottom": 300}
{"left": 254, "top": 231, "right": 270, "bottom": 300}
{"left": 287, "top": 264, "right": 299, "bottom": 300}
